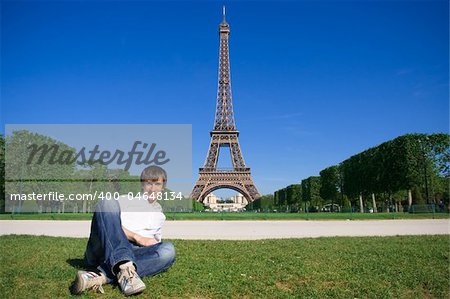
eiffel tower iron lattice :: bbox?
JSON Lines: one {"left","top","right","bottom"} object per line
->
{"left": 190, "top": 8, "right": 260, "bottom": 203}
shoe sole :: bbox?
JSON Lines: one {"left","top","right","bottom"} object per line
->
{"left": 123, "top": 284, "right": 146, "bottom": 296}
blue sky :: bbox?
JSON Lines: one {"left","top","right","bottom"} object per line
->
{"left": 2, "top": 0, "right": 449, "bottom": 196}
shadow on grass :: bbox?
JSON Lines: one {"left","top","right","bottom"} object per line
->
{"left": 66, "top": 258, "right": 85, "bottom": 270}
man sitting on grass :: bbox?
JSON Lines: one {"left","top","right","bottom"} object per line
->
{"left": 72, "top": 165, "right": 176, "bottom": 296}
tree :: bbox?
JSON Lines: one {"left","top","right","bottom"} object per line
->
{"left": 260, "top": 194, "right": 275, "bottom": 211}
{"left": 286, "top": 184, "right": 301, "bottom": 212}
{"left": 5, "top": 130, "right": 76, "bottom": 213}
{"left": 251, "top": 194, "right": 275, "bottom": 212}
{"left": 301, "top": 176, "right": 323, "bottom": 211}
{"left": 320, "top": 166, "right": 339, "bottom": 210}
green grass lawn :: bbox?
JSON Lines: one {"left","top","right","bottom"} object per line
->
{"left": 0, "top": 235, "right": 448, "bottom": 298}
{"left": 1, "top": 212, "right": 449, "bottom": 221}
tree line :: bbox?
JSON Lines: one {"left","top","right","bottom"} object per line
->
{"left": 247, "top": 133, "right": 449, "bottom": 213}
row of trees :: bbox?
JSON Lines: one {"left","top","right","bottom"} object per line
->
{"left": 1, "top": 130, "right": 193, "bottom": 213}
{"left": 248, "top": 133, "right": 449, "bottom": 213}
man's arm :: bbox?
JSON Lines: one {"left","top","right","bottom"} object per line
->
{"left": 122, "top": 226, "right": 159, "bottom": 247}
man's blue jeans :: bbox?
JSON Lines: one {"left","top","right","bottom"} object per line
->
{"left": 84, "top": 199, "right": 176, "bottom": 283}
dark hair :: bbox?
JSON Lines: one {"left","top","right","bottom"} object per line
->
{"left": 140, "top": 166, "right": 167, "bottom": 187}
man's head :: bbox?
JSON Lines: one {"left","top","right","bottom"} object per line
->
{"left": 140, "top": 166, "right": 167, "bottom": 194}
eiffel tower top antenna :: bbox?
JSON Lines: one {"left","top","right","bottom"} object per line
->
{"left": 215, "top": 5, "right": 234, "bottom": 132}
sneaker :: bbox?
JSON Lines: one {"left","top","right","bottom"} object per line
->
{"left": 72, "top": 270, "right": 106, "bottom": 294}
{"left": 117, "top": 261, "right": 146, "bottom": 296}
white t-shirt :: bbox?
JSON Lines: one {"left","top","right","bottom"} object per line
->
{"left": 118, "top": 195, "right": 166, "bottom": 242}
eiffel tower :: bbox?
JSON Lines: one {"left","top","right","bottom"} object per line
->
{"left": 191, "top": 7, "right": 260, "bottom": 203}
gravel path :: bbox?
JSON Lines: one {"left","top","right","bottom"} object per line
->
{"left": 1, "top": 219, "right": 448, "bottom": 239}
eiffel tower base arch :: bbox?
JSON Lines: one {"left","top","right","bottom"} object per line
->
{"left": 191, "top": 169, "right": 260, "bottom": 203}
